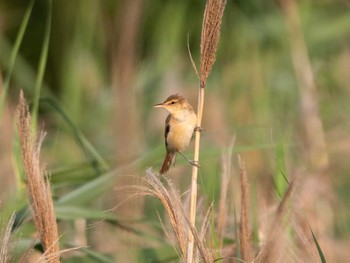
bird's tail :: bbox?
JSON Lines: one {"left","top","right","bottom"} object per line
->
{"left": 159, "top": 151, "right": 176, "bottom": 175}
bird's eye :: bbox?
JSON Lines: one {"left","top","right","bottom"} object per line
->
{"left": 171, "top": 101, "right": 176, "bottom": 104}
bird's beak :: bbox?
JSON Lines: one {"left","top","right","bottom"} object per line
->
{"left": 153, "top": 103, "right": 165, "bottom": 109}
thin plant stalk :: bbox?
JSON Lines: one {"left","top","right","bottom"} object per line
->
{"left": 187, "top": 86, "right": 204, "bottom": 262}
{"left": 187, "top": 0, "right": 226, "bottom": 262}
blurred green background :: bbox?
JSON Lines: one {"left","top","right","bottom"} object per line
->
{"left": 1, "top": 0, "right": 350, "bottom": 262}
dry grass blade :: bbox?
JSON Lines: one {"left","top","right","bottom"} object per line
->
{"left": 255, "top": 181, "right": 295, "bottom": 262}
{"left": 217, "top": 138, "right": 234, "bottom": 250}
{"left": 200, "top": 0, "right": 227, "bottom": 88}
{"left": 183, "top": 213, "right": 213, "bottom": 263}
{"left": 238, "top": 155, "right": 252, "bottom": 262}
{"left": 0, "top": 213, "right": 15, "bottom": 263}
{"left": 17, "top": 90, "right": 59, "bottom": 263}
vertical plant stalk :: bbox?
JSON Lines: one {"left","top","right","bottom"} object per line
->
{"left": 280, "top": 0, "right": 328, "bottom": 172}
{"left": 17, "top": 91, "right": 59, "bottom": 263}
{"left": 111, "top": 0, "right": 144, "bottom": 164}
{"left": 187, "top": 0, "right": 226, "bottom": 262}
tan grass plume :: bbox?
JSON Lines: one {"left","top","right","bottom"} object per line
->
{"left": 17, "top": 90, "right": 59, "bottom": 263}
{"left": 136, "top": 170, "right": 213, "bottom": 263}
{"left": 138, "top": 170, "right": 187, "bottom": 261}
{"left": 200, "top": 0, "right": 227, "bottom": 88}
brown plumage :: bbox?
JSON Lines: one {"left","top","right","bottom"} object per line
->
{"left": 154, "top": 94, "right": 197, "bottom": 175}
{"left": 160, "top": 151, "right": 176, "bottom": 175}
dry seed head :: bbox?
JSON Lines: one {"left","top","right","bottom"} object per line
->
{"left": 200, "top": 0, "right": 227, "bottom": 88}
{"left": 17, "top": 91, "right": 59, "bottom": 263}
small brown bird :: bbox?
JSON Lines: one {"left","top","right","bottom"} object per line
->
{"left": 154, "top": 94, "right": 197, "bottom": 174}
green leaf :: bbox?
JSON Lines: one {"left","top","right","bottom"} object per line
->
{"left": 0, "top": 0, "right": 34, "bottom": 121}
{"left": 310, "top": 226, "right": 327, "bottom": 263}
{"left": 79, "top": 248, "right": 114, "bottom": 263}
{"left": 51, "top": 162, "right": 101, "bottom": 185}
{"left": 41, "top": 97, "right": 109, "bottom": 172}
{"left": 63, "top": 246, "right": 114, "bottom": 263}
{"left": 274, "top": 142, "right": 289, "bottom": 198}
{"left": 54, "top": 205, "right": 120, "bottom": 222}
{"left": 56, "top": 171, "right": 115, "bottom": 206}
{"left": 31, "top": 0, "right": 52, "bottom": 132}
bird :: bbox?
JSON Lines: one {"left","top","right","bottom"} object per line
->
{"left": 154, "top": 94, "right": 198, "bottom": 175}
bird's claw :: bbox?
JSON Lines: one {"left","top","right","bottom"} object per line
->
{"left": 194, "top": 126, "right": 204, "bottom": 133}
{"left": 189, "top": 160, "right": 201, "bottom": 168}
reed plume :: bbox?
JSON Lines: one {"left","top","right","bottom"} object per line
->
{"left": 136, "top": 170, "right": 213, "bottom": 262}
{"left": 17, "top": 90, "right": 59, "bottom": 263}
{"left": 200, "top": 0, "right": 227, "bottom": 89}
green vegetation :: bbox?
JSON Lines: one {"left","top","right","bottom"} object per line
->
{"left": 1, "top": 0, "right": 349, "bottom": 262}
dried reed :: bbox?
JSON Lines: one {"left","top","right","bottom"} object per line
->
{"left": 17, "top": 90, "right": 59, "bottom": 263}
{"left": 238, "top": 155, "right": 252, "bottom": 262}
{"left": 255, "top": 181, "right": 295, "bottom": 262}
{"left": 217, "top": 139, "right": 235, "bottom": 250}
{"left": 0, "top": 213, "right": 15, "bottom": 263}
{"left": 188, "top": 0, "right": 226, "bottom": 262}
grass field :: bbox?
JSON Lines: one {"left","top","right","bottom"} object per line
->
{"left": 1, "top": 0, "right": 350, "bottom": 262}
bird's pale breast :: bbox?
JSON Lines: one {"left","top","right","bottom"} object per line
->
{"left": 167, "top": 112, "right": 196, "bottom": 152}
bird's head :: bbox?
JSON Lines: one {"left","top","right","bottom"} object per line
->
{"left": 154, "top": 94, "right": 193, "bottom": 114}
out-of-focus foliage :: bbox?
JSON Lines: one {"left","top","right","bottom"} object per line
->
{"left": 1, "top": 0, "right": 350, "bottom": 262}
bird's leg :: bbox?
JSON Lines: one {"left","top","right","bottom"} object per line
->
{"left": 178, "top": 151, "right": 200, "bottom": 168}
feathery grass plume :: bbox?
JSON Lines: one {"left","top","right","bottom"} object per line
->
{"left": 188, "top": 0, "right": 226, "bottom": 262}
{"left": 17, "top": 90, "right": 59, "bottom": 263}
{"left": 136, "top": 169, "right": 214, "bottom": 262}
{"left": 200, "top": 0, "right": 227, "bottom": 88}
{"left": 0, "top": 213, "right": 15, "bottom": 263}
{"left": 255, "top": 181, "right": 295, "bottom": 262}
{"left": 138, "top": 169, "right": 187, "bottom": 261}
{"left": 238, "top": 155, "right": 252, "bottom": 262}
